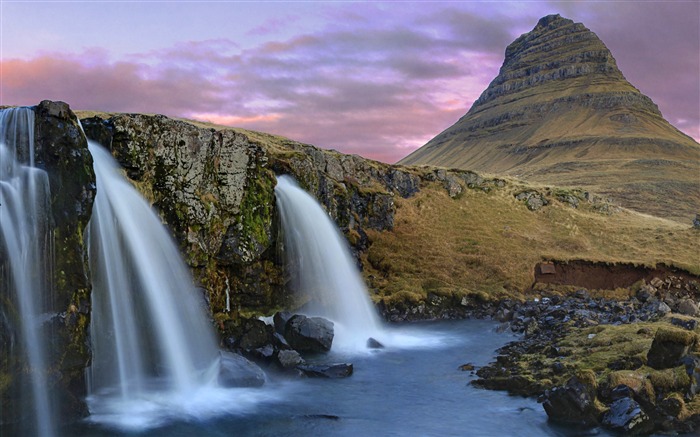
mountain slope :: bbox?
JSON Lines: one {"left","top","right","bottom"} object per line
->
{"left": 399, "top": 14, "right": 700, "bottom": 222}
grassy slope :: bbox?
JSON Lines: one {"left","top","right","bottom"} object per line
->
{"left": 363, "top": 177, "right": 699, "bottom": 305}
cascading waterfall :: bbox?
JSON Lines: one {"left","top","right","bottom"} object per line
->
{"left": 86, "top": 141, "right": 223, "bottom": 426}
{"left": 0, "top": 108, "right": 56, "bottom": 436}
{"left": 275, "top": 175, "right": 385, "bottom": 351}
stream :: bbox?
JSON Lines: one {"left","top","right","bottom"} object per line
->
{"left": 69, "top": 319, "right": 614, "bottom": 436}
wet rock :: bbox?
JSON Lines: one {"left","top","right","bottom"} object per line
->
{"left": 542, "top": 376, "right": 600, "bottom": 427}
{"left": 459, "top": 363, "right": 475, "bottom": 371}
{"left": 647, "top": 328, "right": 698, "bottom": 369}
{"left": 237, "top": 318, "right": 274, "bottom": 351}
{"left": 297, "top": 363, "right": 353, "bottom": 378}
{"left": 273, "top": 311, "right": 293, "bottom": 335}
{"left": 284, "top": 315, "right": 334, "bottom": 352}
{"left": 366, "top": 337, "right": 384, "bottom": 349}
{"left": 601, "top": 397, "right": 653, "bottom": 435}
{"left": 218, "top": 352, "right": 266, "bottom": 387}
{"left": 276, "top": 349, "right": 305, "bottom": 369}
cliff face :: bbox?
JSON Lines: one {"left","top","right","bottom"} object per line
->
{"left": 1, "top": 101, "right": 96, "bottom": 425}
{"left": 80, "top": 114, "right": 422, "bottom": 321}
{"left": 399, "top": 14, "right": 700, "bottom": 222}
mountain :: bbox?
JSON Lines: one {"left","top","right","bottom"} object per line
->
{"left": 399, "top": 14, "right": 700, "bottom": 222}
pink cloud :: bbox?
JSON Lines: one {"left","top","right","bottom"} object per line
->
{"left": 2, "top": 3, "right": 697, "bottom": 165}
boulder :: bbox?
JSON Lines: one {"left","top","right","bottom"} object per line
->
{"left": 680, "top": 355, "right": 700, "bottom": 397}
{"left": 542, "top": 376, "right": 600, "bottom": 427}
{"left": 601, "top": 397, "right": 653, "bottom": 435}
{"left": 297, "top": 363, "right": 353, "bottom": 378}
{"left": 234, "top": 318, "right": 275, "bottom": 351}
{"left": 678, "top": 299, "right": 699, "bottom": 316}
{"left": 284, "top": 315, "right": 334, "bottom": 352}
{"left": 647, "top": 328, "right": 698, "bottom": 369}
{"left": 273, "top": 311, "right": 293, "bottom": 335}
{"left": 218, "top": 352, "right": 266, "bottom": 388}
{"left": 366, "top": 337, "right": 384, "bottom": 349}
{"left": 276, "top": 350, "right": 305, "bottom": 369}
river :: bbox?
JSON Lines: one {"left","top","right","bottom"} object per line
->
{"left": 69, "top": 319, "right": 612, "bottom": 436}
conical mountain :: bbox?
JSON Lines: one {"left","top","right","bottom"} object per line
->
{"left": 400, "top": 14, "right": 700, "bottom": 222}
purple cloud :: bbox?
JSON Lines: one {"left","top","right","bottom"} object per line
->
{"left": 2, "top": 3, "right": 697, "bottom": 164}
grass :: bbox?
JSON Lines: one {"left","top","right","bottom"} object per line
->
{"left": 362, "top": 178, "right": 699, "bottom": 304}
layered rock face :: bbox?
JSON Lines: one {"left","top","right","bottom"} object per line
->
{"left": 400, "top": 14, "right": 700, "bottom": 222}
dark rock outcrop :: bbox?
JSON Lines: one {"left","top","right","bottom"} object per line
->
{"left": 542, "top": 375, "right": 600, "bottom": 426}
{"left": 283, "top": 315, "right": 334, "bottom": 353}
{"left": 601, "top": 397, "right": 653, "bottom": 435}
{"left": 1, "top": 101, "right": 96, "bottom": 425}
{"left": 647, "top": 328, "right": 697, "bottom": 370}
{"left": 400, "top": 14, "right": 700, "bottom": 222}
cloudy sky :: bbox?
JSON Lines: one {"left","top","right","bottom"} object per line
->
{"left": 2, "top": 1, "right": 698, "bottom": 163}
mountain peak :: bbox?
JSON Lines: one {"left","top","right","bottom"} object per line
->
{"left": 535, "top": 14, "right": 572, "bottom": 30}
{"left": 399, "top": 15, "right": 699, "bottom": 222}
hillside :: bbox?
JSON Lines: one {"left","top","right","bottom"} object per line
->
{"left": 78, "top": 110, "right": 699, "bottom": 320}
{"left": 399, "top": 15, "right": 700, "bottom": 223}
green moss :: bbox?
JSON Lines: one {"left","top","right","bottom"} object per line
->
{"left": 655, "top": 327, "right": 697, "bottom": 345}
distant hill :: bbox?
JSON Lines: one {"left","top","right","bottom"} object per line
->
{"left": 399, "top": 14, "right": 700, "bottom": 223}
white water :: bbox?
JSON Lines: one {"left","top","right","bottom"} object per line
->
{"left": 0, "top": 107, "right": 55, "bottom": 436}
{"left": 86, "top": 142, "right": 244, "bottom": 428}
{"left": 275, "top": 175, "right": 386, "bottom": 352}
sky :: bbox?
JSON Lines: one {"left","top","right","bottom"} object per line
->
{"left": 1, "top": 1, "right": 698, "bottom": 164}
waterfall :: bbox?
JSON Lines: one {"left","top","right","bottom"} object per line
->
{"left": 0, "top": 108, "right": 56, "bottom": 436}
{"left": 86, "top": 141, "right": 222, "bottom": 424}
{"left": 275, "top": 175, "right": 384, "bottom": 351}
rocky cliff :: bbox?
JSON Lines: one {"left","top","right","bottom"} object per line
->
{"left": 1, "top": 101, "right": 95, "bottom": 425}
{"left": 399, "top": 14, "right": 700, "bottom": 222}
{"left": 80, "top": 114, "right": 422, "bottom": 325}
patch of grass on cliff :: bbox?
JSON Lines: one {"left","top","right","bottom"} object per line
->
{"left": 363, "top": 178, "right": 699, "bottom": 304}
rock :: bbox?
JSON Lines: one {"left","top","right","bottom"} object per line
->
{"left": 659, "top": 394, "right": 685, "bottom": 418}
{"left": 218, "top": 352, "right": 266, "bottom": 387}
{"left": 670, "top": 317, "right": 698, "bottom": 331}
{"left": 650, "top": 277, "right": 665, "bottom": 289}
{"left": 273, "top": 311, "right": 293, "bottom": 335}
{"left": 237, "top": 318, "right": 274, "bottom": 351}
{"left": 276, "top": 349, "right": 305, "bottom": 369}
{"left": 694, "top": 214, "right": 700, "bottom": 229}
{"left": 542, "top": 376, "right": 600, "bottom": 426}
{"left": 601, "top": 397, "right": 653, "bottom": 435}
{"left": 647, "top": 328, "right": 698, "bottom": 370}
{"left": 515, "top": 191, "right": 548, "bottom": 211}
{"left": 678, "top": 299, "right": 699, "bottom": 316}
{"left": 636, "top": 284, "right": 655, "bottom": 302}
{"left": 284, "top": 315, "right": 334, "bottom": 352}
{"left": 459, "top": 363, "right": 475, "bottom": 371}
{"left": 366, "top": 337, "right": 384, "bottom": 349}
{"left": 297, "top": 363, "right": 353, "bottom": 378}
{"left": 656, "top": 301, "right": 672, "bottom": 315}
{"left": 680, "top": 355, "right": 700, "bottom": 397}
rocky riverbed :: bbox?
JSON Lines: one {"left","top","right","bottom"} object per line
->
{"left": 468, "top": 276, "right": 700, "bottom": 435}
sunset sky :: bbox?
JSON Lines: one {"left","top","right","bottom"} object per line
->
{"left": 2, "top": 1, "right": 698, "bottom": 163}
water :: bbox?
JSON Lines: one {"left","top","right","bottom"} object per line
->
{"left": 86, "top": 142, "right": 233, "bottom": 428}
{"left": 275, "top": 175, "right": 385, "bottom": 352}
{"left": 0, "top": 107, "right": 56, "bottom": 436}
{"left": 68, "top": 320, "right": 611, "bottom": 436}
